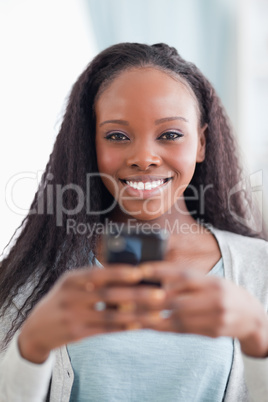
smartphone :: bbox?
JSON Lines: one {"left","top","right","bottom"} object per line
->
{"left": 102, "top": 229, "right": 169, "bottom": 286}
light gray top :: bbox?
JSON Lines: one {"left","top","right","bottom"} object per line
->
{"left": 1, "top": 228, "right": 268, "bottom": 401}
{"left": 67, "top": 259, "right": 234, "bottom": 402}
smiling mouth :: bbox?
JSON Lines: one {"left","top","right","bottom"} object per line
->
{"left": 120, "top": 177, "right": 172, "bottom": 191}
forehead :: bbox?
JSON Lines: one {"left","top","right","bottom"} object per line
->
{"left": 95, "top": 67, "right": 199, "bottom": 122}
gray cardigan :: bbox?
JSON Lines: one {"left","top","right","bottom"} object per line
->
{"left": 1, "top": 228, "right": 268, "bottom": 401}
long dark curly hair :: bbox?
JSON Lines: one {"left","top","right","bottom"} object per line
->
{"left": 0, "top": 42, "right": 264, "bottom": 342}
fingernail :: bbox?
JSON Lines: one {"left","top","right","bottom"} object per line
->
{"left": 126, "top": 322, "right": 142, "bottom": 330}
{"left": 128, "top": 269, "right": 142, "bottom": 280}
{"left": 122, "top": 269, "right": 142, "bottom": 281}
{"left": 118, "top": 302, "right": 136, "bottom": 312}
{"left": 151, "top": 289, "right": 166, "bottom": 300}
{"left": 140, "top": 264, "right": 153, "bottom": 277}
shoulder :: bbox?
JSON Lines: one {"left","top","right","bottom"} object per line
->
{"left": 212, "top": 228, "right": 268, "bottom": 258}
{"left": 212, "top": 228, "right": 268, "bottom": 306}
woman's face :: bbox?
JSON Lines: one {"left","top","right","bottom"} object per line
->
{"left": 95, "top": 67, "right": 206, "bottom": 221}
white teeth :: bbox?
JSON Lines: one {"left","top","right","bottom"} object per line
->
{"left": 126, "top": 179, "right": 165, "bottom": 190}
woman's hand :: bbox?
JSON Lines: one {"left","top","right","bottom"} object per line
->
{"left": 18, "top": 261, "right": 268, "bottom": 365}
{"left": 18, "top": 265, "right": 165, "bottom": 364}
{"left": 140, "top": 262, "right": 268, "bottom": 358}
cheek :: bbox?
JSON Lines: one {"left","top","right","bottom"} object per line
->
{"left": 168, "top": 144, "right": 198, "bottom": 176}
{"left": 96, "top": 152, "right": 117, "bottom": 198}
{"left": 96, "top": 146, "right": 121, "bottom": 174}
{"left": 96, "top": 146, "right": 123, "bottom": 197}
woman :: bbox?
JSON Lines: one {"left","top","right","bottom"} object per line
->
{"left": 1, "top": 42, "right": 268, "bottom": 401}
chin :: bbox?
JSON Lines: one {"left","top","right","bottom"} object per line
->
{"left": 118, "top": 200, "right": 170, "bottom": 222}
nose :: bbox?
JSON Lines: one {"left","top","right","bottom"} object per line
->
{"left": 126, "top": 143, "right": 161, "bottom": 170}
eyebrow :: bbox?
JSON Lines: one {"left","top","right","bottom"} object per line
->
{"left": 99, "top": 116, "right": 188, "bottom": 127}
{"left": 155, "top": 116, "right": 188, "bottom": 124}
{"left": 99, "top": 119, "right": 129, "bottom": 127}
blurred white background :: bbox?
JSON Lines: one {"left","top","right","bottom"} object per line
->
{"left": 0, "top": 0, "right": 268, "bottom": 253}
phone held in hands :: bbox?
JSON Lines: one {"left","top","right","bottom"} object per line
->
{"left": 102, "top": 229, "right": 169, "bottom": 287}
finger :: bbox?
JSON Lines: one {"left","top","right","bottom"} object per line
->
{"left": 140, "top": 262, "right": 203, "bottom": 288}
{"left": 166, "top": 290, "right": 224, "bottom": 315}
{"left": 94, "top": 286, "right": 166, "bottom": 309}
{"left": 138, "top": 310, "right": 167, "bottom": 328}
{"left": 91, "top": 265, "right": 144, "bottom": 287}
{"left": 56, "top": 309, "right": 143, "bottom": 343}
{"left": 80, "top": 309, "right": 141, "bottom": 326}
{"left": 145, "top": 313, "right": 227, "bottom": 337}
{"left": 58, "top": 284, "right": 167, "bottom": 314}
{"left": 164, "top": 274, "right": 224, "bottom": 297}
{"left": 84, "top": 310, "right": 144, "bottom": 332}
{"left": 59, "top": 265, "right": 143, "bottom": 291}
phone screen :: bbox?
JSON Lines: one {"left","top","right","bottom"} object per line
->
{"left": 103, "top": 229, "right": 168, "bottom": 287}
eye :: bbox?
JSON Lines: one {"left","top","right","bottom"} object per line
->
{"left": 158, "top": 131, "right": 183, "bottom": 141}
{"left": 105, "top": 132, "right": 130, "bottom": 141}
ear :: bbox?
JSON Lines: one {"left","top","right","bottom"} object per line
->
{"left": 196, "top": 124, "right": 207, "bottom": 163}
